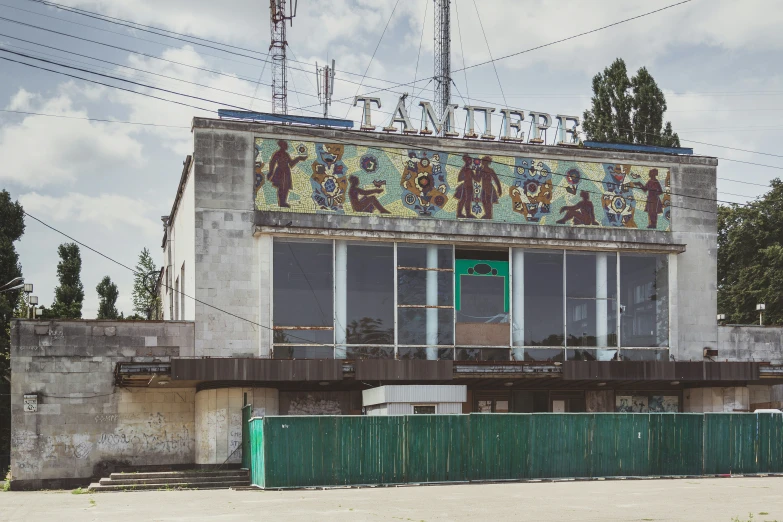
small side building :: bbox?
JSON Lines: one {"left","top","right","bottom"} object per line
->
{"left": 363, "top": 385, "right": 467, "bottom": 415}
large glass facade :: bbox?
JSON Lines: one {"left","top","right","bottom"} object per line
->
{"left": 271, "top": 238, "right": 670, "bottom": 360}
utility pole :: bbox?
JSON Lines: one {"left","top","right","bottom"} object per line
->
{"left": 269, "top": 0, "right": 297, "bottom": 115}
{"left": 433, "top": 0, "right": 451, "bottom": 135}
{"left": 316, "top": 59, "right": 336, "bottom": 118}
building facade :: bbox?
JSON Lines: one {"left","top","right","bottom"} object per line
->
{"left": 10, "top": 116, "right": 783, "bottom": 489}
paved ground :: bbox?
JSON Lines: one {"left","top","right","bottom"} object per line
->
{"left": 0, "top": 477, "right": 781, "bottom": 521}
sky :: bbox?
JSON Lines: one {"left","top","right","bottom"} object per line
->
{"left": 1, "top": 0, "right": 782, "bottom": 317}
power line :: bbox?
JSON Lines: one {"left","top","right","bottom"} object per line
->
{"left": 472, "top": 0, "right": 507, "bottom": 110}
{"left": 21, "top": 210, "right": 333, "bottom": 348}
{"left": 454, "top": 0, "right": 470, "bottom": 107}
{"left": 452, "top": 0, "right": 693, "bottom": 73}
{"left": 3, "top": 48, "right": 776, "bottom": 207}
{"left": 0, "top": 108, "right": 190, "bottom": 128}
{"left": 411, "top": 0, "right": 428, "bottom": 112}
{"left": 343, "top": 0, "right": 400, "bottom": 119}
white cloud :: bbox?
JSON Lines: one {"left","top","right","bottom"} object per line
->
{"left": 19, "top": 192, "right": 162, "bottom": 238}
{"left": 0, "top": 87, "right": 145, "bottom": 187}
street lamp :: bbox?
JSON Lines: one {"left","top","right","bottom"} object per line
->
{"left": 717, "top": 313, "right": 726, "bottom": 323}
{"left": 0, "top": 277, "right": 24, "bottom": 293}
{"left": 757, "top": 303, "right": 766, "bottom": 326}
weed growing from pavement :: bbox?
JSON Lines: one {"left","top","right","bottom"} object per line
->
{"left": 71, "top": 487, "right": 88, "bottom": 495}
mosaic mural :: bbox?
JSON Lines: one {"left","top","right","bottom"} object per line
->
{"left": 254, "top": 138, "right": 672, "bottom": 231}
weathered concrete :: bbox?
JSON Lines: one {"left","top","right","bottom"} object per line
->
{"left": 720, "top": 326, "right": 783, "bottom": 364}
{"left": 683, "top": 387, "right": 751, "bottom": 412}
{"left": 194, "top": 387, "right": 278, "bottom": 465}
{"left": 9, "top": 319, "right": 195, "bottom": 490}
{"left": 1, "top": 477, "right": 782, "bottom": 522}
{"left": 585, "top": 390, "right": 615, "bottom": 412}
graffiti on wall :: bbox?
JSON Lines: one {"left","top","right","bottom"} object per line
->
{"left": 254, "top": 138, "right": 672, "bottom": 231}
{"left": 616, "top": 395, "right": 679, "bottom": 413}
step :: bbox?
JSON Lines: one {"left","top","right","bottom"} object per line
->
{"left": 109, "top": 470, "right": 248, "bottom": 481}
{"left": 100, "top": 474, "right": 249, "bottom": 486}
{"left": 88, "top": 480, "right": 250, "bottom": 492}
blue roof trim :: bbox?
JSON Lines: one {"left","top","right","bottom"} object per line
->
{"left": 583, "top": 141, "right": 693, "bottom": 156}
{"left": 217, "top": 110, "right": 354, "bottom": 129}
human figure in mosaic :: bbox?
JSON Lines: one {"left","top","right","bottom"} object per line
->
{"left": 267, "top": 140, "right": 306, "bottom": 207}
{"left": 476, "top": 156, "right": 502, "bottom": 220}
{"left": 556, "top": 190, "right": 599, "bottom": 225}
{"left": 348, "top": 175, "right": 391, "bottom": 214}
{"left": 454, "top": 155, "right": 476, "bottom": 218}
{"left": 634, "top": 169, "right": 664, "bottom": 229}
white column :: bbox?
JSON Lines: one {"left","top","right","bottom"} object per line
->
{"left": 426, "top": 245, "right": 439, "bottom": 360}
{"left": 334, "top": 240, "right": 348, "bottom": 359}
{"left": 596, "top": 253, "right": 608, "bottom": 347}
{"left": 511, "top": 248, "right": 524, "bottom": 360}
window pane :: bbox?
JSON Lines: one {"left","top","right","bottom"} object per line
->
{"left": 397, "top": 308, "right": 453, "bottom": 345}
{"left": 273, "top": 329, "right": 333, "bottom": 345}
{"left": 273, "top": 346, "right": 334, "bottom": 359}
{"left": 621, "top": 349, "right": 669, "bottom": 361}
{"left": 458, "top": 275, "right": 507, "bottom": 322}
{"left": 273, "top": 239, "right": 333, "bottom": 327}
{"left": 345, "top": 346, "right": 394, "bottom": 359}
{"left": 520, "top": 348, "right": 565, "bottom": 362}
{"left": 524, "top": 252, "right": 564, "bottom": 346}
{"left": 398, "top": 347, "right": 454, "bottom": 360}
{"left": 398, "top": 272, "right": 452, "bottom": 306}
{"left": 566, "top": 252, "right": 617, "bottom": 347}
{"left": 620, "top": 254, "right": 669, "bottom": 347}
{"left": 397, "top": 245, "right": 452, "bottom": 269}
{"left": 347, "top": 244, "right": 394, "bottom": 344}
{"left": 413, "top": 405, "right": 436, "bottom": 414}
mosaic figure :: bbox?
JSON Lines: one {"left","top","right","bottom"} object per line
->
{"left": 400, "top": 151, "right": 449, "bottom": 216}
{"left": 454, "top": 155, "right": 476, "bottom": 218}
{"left": 601, "top": 163, "right": 636, "bottom": 228}
{"left": 267, "top": 140, "right": 307, "bottom": 208}
{"left": 557, "top": 190, "right": 599, "bottom": 226}
{"left": 348, "top": 175, "right": 390, "bottom": 214}
{"left": 310, "top": 143, "right": 347, "bottom": 211}
{"left": 476, "top": 156, "right": 502, "bottom": 220}
{"left": 633, "top": 169, "right": 664, "bottom": 229}
{"left": 662, "top": 170, "right": 672, "bottom": 222}
{"left": 565, "top": 168, "right": 582, "bottom": 195}
{"left": 253, "top": 152, "right": 265, "bottom": 197}
{"left": 509, "top": 158, "right": 553, "bottom": 222}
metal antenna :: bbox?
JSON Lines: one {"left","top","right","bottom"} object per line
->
{"left": 269, "top": 0, "right": 297, "bottom": 115}
{"left": 317, "top": 59, "right": 336, "bottom": 118}
{"left": 433, "top": 0, "right": 451, "bottom": 135}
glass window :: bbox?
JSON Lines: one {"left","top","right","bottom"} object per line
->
{"left": 347, "top": 243, "right": 394, "bottom": 345}
{"left": 566, "top": 252, "right": 617, "bottom": 347}
{"left": 620, "top": 254, "right": 669, "bottom": 347}
{"left": 524, "top": 251, "right": 564, "bottom": 346}
{"left": 455, "top": 253, "right": 509, "bottom": 347}
{"left": 273, "top": 239, "right": 334, "bottom": 328}
{"left": 413, "top": 405, "right": 436, "bottom": 414}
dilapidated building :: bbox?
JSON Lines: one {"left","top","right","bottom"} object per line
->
{"left": 10, "top": 115, "right": 783, "bottom": 489}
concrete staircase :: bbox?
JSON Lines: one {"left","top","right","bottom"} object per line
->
{"left": 88, "top": 469, "right": 250, "bottom": 492}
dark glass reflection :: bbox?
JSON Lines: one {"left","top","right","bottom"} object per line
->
{"left": 397, "top": 245, "right": 452, "bottom": 269}
{"left": 346, "top": 244, "right": 394, "bottom": 344}
{"left": 273, "top": 346, "right": 335, "bottom": 359}
{"left": 566, "top": 253, "right": 617, "bottom": 347}
{"left": 398, "top": 347, "right": 454, "bottom": 360}
{"left": 457, "top": 275, "right": 507, "bottom": 323}
{"left": 397, "top": 271, "right": 452, "bottom": 306}
{"left": 273, "top": 239, "right": 333, "bottom": 327}
{"left": 621, "top": 349, "right": 669, "bottom": 361}
{"left": 620, "top": 254, "right": 669, "bottom": 347}
{"left": 524, "top": 252, "right": 564, "bottom": 346}
{"left": 397, "top": 308, "right": 454, "bottom": 345}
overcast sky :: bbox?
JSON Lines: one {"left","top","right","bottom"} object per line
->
{"left": 1, "top": 0, "right": 782, "bottom": 317}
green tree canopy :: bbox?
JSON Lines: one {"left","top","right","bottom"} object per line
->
{"left": 0, "top": 189, "right": 24, "bottom": 477}
{"left": 583, "top": 58, "right": 680, "bottom": 147}
{"left": 132, "top": 248, "right": 160, "bottom": 320}
{"left": 48, "top": 243, "right": 84, "bottom": 319}
{"left": 718, "top": 179, "right": 783, "bottom": 325}
{"left": 96, "top": 275, "right": 119, "bottom": 320}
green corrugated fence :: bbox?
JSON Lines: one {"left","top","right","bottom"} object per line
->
{"left": 247, "top": 413, "right": 783, "bottom": 489}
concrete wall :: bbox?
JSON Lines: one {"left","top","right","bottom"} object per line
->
{"left": 669, "top": 163, "right": 718, "bottom": 361}
{"left": 586, "top": 390, "right": 615, "bottom": 412}
{"left": 683, "top": 387, "right": 751, "bottom": 412}
{"left": 193, "top": 128, "right": 260, "bottom": 357}
{"left": 279, "top": 391, "right": 362, "bottom": 415}
{"left": 719, "top": 326, "right": 783, "bottom": 364}
{"left": 10, "top": 319, "right": 195, "bottom": 489}
{"left": 194, "top": 387, "right": 278, "bottom": 465}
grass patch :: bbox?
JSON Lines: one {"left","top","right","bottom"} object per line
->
{"left": 89, "top": 498, "right": 96, "bottom": 507}
{"left": 71, "top": 487, "right": 89, "bottom": 495}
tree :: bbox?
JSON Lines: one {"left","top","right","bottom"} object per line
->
{"left": 96, "top": 276, "right": 119, "bottom": 320}
{"left": 718, "top": 179, "right": 783, "bottom": 325}
{"left": 132, "top": 248, "right": 160, "bottom": 320}
{"left": 47, "top": 243, "right": 84, "bottom": 319}
{"left": 583, "top": 58, "right": 680, "bottom": 147}
{"left": 0, "top": 190, "right": 24, "bottom": 477}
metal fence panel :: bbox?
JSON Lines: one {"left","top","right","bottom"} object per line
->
{"left": 407, "top": 414, "right": 469, "bottom": 483}
{"left": 248, "top": 418, "right": 264, "bottom": 487}
{"left": 470, "top": 414, "right": 531, "bottom": 481}
{"left": 648, "top": 413, "right": 703, "bottom": 476}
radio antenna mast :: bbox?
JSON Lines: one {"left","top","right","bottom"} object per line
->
{"left": 434, "top": 0, "right": 451, "bottom": 135}
{"left": 269, "top": 0, "right": 297, "bottom": 115}
{"left": 316, "top": 59, "right": 336, "bottom": 118}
